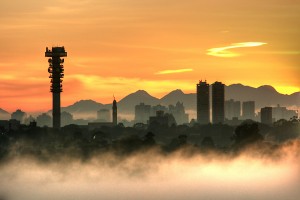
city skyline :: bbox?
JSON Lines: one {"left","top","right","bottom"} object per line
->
{"left": 1, "top": 0, "right": 300, "bottom": 112}
{"left": 0, "top": 82, "right": 299, "bottom": 116}
{"left": 0, "top": 1, "right": 299, "bottom": 200}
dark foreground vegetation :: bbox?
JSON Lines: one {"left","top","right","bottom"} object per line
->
{"left": 0, "top": 118, "right": 299, "bottom": 162}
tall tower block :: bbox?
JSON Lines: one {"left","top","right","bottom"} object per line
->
{"left": 212, "top": 81, "right": 225, "bottom": 124}
{"left": 197, "top": 80, "right": 210, "bottom": 124}
{"left": 112, "top": 97, "right": 117, "bottom": 126}
{"left": 45, "top": 46, "right": 67, "bottom": 129}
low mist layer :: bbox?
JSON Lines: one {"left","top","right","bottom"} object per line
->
{"left": 0, "top": 139, "right": 299, "bottom": 200}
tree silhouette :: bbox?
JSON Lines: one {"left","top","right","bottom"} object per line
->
{"left": 233, "top": 123, "right": 263, "bottom": 149}
{"left": 201, "top": 136, "right": 215, "bottom": 150}
{"left": 0, "top": 133, "right": 9, "bottom": 159}
{"left": 143, "top": 132, "right": 156, "bottom": 146}
{"left": 166, "top": 134, "right": 188, "bottom": 152}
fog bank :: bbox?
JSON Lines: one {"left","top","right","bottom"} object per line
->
{"left": 0, "top": 140, "right": 300, "bottom": 200}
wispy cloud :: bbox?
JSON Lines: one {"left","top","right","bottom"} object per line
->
{"left": 207, "top": 42, "right": 267, "bottom": 57}
{"left": 155, "top": 68, "right": 193, "bottom": 75}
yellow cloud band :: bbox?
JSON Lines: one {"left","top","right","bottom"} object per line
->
{"left": 207, "top": 42, "right": 267, "bottom": 57}
{"left": 156, "top": 68, "right": 193, "bottom": 75}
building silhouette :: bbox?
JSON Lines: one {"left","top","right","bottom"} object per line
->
{"left": 97, "top": 109, "right": 111, "bottom": 122}
{"left": 0, "top": 119, "right": 20, "bottom": 131}
{"left": 225, "top": 99, "right": 241, "bottom": 120}
{"left": 112, "top": 97, "right": 117, "bottom": 126}
{"left": 197, "top": 80, "right": 210, "bottom": 124}
{"left": 135, "top": 103, "right": 151, "bottom": 124}
{"left": 272, "top": 104, "right": 298, "bottom": 121}
{"left": 224, "top": 117, "right": 244, "bottom": 126}
{"left": 88, "top": 97, "right": 118, "bottom": 130}
{"left": 151, "top": 104, "right": 168, "bottom": 116}
{"left": 261, "top": 107, "right": 273, "bottom": 125}
{"left": 242, "top": 101, "right": 255, "bottom": 120}
{"left": 24, "top": 115, "right": 36, "bottom": 125}
{"left": 169, "top": 102, "right": 189, "bottom": 124}
{"left": 212, "top": 81, "right": 225, "bottom": 124}
{"left": 45, "top": 46, "right": 67, "bottom": 129}
{"left": 149, "top": 110, "right": 176, "bottom": 127}
{"left": 134, "top": 102, "right": 189, "bottom": 125}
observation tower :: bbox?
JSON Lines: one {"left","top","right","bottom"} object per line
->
{"left": 45, "top": 46, "right": 67, "bottom": 129}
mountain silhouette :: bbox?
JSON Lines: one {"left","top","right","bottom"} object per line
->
{"left": 226, "top": 84, "right": 299, "bottom": 108}
{"left": 58, "top": 84, "right": 299, "bottom": 119}
{"left": 0, "top": 108, "right": 9, "bottom": 114}
{"left": 160, "top": 89, "right": 195, "bottom": 110}
{"left": 57, "top": 91, "right": 159, "bottom": 119}
{"left": 0, "top": 108, "right": 10, "bottom": 120}
{"left": 62, "top": 99, "right": 104, "bottom": 113}
{"left": 58, "top": 100, "right": 106, "bottom": 119}
{"left": 117, "top": 90, "right": 160, "bottom": 113}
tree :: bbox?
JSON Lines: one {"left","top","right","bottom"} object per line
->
{"left": 166, "top": 134, "right": 188, "bottom": 152}
{"left": 143, "top": 132, "right": 156, "bottom": 146}
{"left": 233, "top": 122, "right": 263, "bottom": 148}
{"left": 201, "top": 136, "right": 215, "bottom": 150}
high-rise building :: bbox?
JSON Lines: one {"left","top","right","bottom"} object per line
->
{"left": 242, "top": 101, "right": 255, "bottom": 120}
{"left": 112, "top": 97, "right": 117, "bottom": 126}
{"left": 197, "top": 80, "right": 210, "bottom": 124}
{"left": 272, "top": 104, "right": 298, "bottom": 121}
{"left": 45, "top": 46, "right": 67, "bottom": 129}
{"left": 169, "top": 102, "right": 189, "bottom": 124}
{"left": 135, "top": 103, "right": 151, "bottom": 124}
{"left": 151, "top": 104, "right": 168, "bottom": 116}
{"left": 261, "top": 107, "right": 273, "bottom": 125}
{"left": 225, "top": 99, "right": 241, "bottom": 120}
{"left": 212, "top": 81, "right": 225, "bottom": 124}
{"left": 149, "top": 110, "right": 176, "bottom": 127}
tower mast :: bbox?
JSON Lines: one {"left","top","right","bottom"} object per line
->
{"left": 45, "top": 46, "right": 67, "bottom": 129}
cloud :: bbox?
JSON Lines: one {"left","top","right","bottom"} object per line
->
{"left": 207, "top": 42, "right": 267, "bottom": 57}
{"left": 155, "top": 68, "right": 193, "bottom": 75}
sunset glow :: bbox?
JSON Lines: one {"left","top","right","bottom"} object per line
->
{"left": 0, "top": 0, "right": 299, "bottom": 112}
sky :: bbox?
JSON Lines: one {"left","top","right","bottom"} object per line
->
{"left": 0, "top": 0, "right": 300, "bottom": 112}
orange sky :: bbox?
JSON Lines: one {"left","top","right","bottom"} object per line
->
{"left": 0, "top": 0, "right": 299, "bottom": 112}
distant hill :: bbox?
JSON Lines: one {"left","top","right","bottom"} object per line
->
{"left": 0, "top": 108, "right": 9, "bottom": 114}
{"left": 59, "top": 84, "right": 299, "bottom": 119}
{"left": 59, "top": 100, "right": 106, "bottom": 119}
{"left": 117, "top": 90, "right": 160, "bottom": 113}
{"left": 160, "top": 89, "right": 195, "bottom": 109}
{"left": 58, "top": 91, "right": 159, "bottom": 119}
{"left": 62, "top": 99, "right": 104, "bottom": 113}
{"left": 225, "top": 84, "right": 300, "bottom": 109}
{"left": 0, "top": 108, "right": 10, "bottom": 120}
